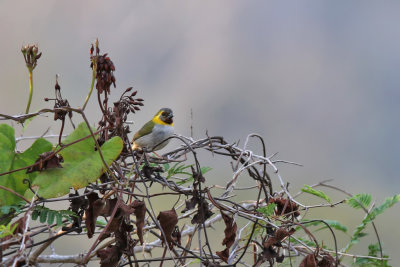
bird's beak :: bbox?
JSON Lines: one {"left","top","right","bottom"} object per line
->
{"left": 167, "top": 113, "right": 174, "bottom": 119}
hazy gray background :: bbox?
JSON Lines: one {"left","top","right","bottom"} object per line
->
{"left": 1, "top": 0, "right": 399, "bottom": 264}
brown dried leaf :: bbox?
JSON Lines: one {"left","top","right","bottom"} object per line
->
{"left": 26, "top": 152, "right": 63, "bottom": 173}
{"left": 269, "top": 197, "right": 300, "bottom": 217}
{"left": 181, "top": 196, "right": 199, "bottom": 213}
{"left": 171, "top": 226, "right": 181, "bottom": 246}
{"left": 216, "top": 247, "right": 229, "bottom": 263}
{"left": 85, "top": 193, "right": 106, "bottom": 238}
{"left": 221, "top": 212, "right": 237, "bottom": 248}
{"left": 69, "top": 191, "right": 88, "bottom": 214}
{"left": 101, "top": 198, "right": 118, "bottom": 217}
{"left": 191, "top": 199, "right": 213, "bottom": 224}
{"left": 97, "top": 245, "right": 122, "bottom": 267}
{"left": 131, "top": 200, "right": 146, "bottom": 244}
{"left": 318, "top": 254, "right": 335, "bottom": 267}
{"left": 299, "top": 254, "right": 317, "bottom": 267}
{"left": 264, "top": 228, "right": 295, "bottom": 248}
{"left": 259, "top": 246, "right": 278, "bottom": 263}
{"left": 157, "top": 209, "right": 178, "bottom": 248}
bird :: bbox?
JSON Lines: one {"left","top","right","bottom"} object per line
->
{"left": 131, "top": 108, "right": 174, "bottom": 152}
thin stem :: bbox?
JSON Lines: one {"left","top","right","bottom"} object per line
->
{"left": 0, "top": 185, "right": 30, "bottom": 203}
{"left": 82, "top": 59, "right": 96, "bottom": 111}
{"left": 25, "top": 68, "right": 33, "bottom": 114}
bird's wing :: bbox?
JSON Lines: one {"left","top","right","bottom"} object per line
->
{"left": 133, "top": 120, "right": 154, "bottom": 141}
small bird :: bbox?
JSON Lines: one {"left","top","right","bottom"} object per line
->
{"left": 131, "top": 108, "right": 174, "bottom": 151}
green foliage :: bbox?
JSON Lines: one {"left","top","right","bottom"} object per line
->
{"left": 177, "top": 166, "right": 212, "bottom": 185}
{"left": 164, "top": 163, "right": 192, "bottom": 180}
{"left": 289, "top": 236, "right": 320, "bottom": 249}
{"left": 347, "top": 193, "right": 372, "bottom": 209}
{"left": 31, "top": 206, "right": 76, "bottom": 226}
{"left": 257, "top": 203, "right": 277, "bottom": 217}
{"left": 248, "top": 220, "right": 267, "bottom": 240}
{"left": 344, "top": 194, "right": 400, "bottom": 254}
{"left": 0, "top": 124, "right": 52, "bottom": 207}
{"left": 301, "top": 185, "right": 331, "bottom": 203}
{"left": 301, "top": 219, "right": 347, "bottom": 233}
{"left": 0, "top": 201, "right": 26, "bottom": 215}
{"left": 0, "top": 220, "right": 18, "bottom": 238}
{"left": 164, "top": 163, "right": 212, "bottom": 185}
{"left": 25, "top": 122, "right": 123, "bottom": 199}
{"left": 354, "top": 243, "right": 391, "bottom": 267}
{"left": 96, "top": 217, "right": 107, "bottom": 227}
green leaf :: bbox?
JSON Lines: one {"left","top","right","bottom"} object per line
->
{"left": 0, "top": 202, "right": 23, "bottom": 215}
{"left": 343, "top": 194, "right": 400, "bottom": 254}
{"left": 289, "top": 237, "right": 318, "bottom": 248}
{"left": 166, "top": 163, "right": 193, "bottom": 179}
{"left": 60, "top": 210, "right": 76, "bottom": 223}
{"left": 0, "top": 221, "right": 18, "bottom": 238}
{"left": 200, "top": 166, "right": 212, "bottom": 175}
{"left": 32, "top": 209, "right": 39, "bottom": 220}
{"left": 162, "top": 163, "right": 170, "bottom": 171}
{"left": 355, "top": 243, "right": 391, "bottom": 266}
{"left": 316, "top": 220, "right": 347, "bottom": 233}
{"left": 96, "top": 217, "right": 107, "bottom": 226}
{"left": 39, "top": 208, "right": 48, "bottom": 223}
{"left": 56, "top": 213, "right": 62, "bottom": 226}
{"left": 347, "top": 193, "right": 372, "bottom": 209}
{"left": 25, "top": 123, "right": 123, "bottom": 199}
{"left": 367, "top": 194, "right": 400, "bottom": 221}
{"left": 300, "top": 219, "right": 347, "bottom": 233}
{"left": 47, "top": 210, "right": 55, "bottom": 225}
{"left": 257, "top": 203, "right": 277, "bottom": 217}
{"left": 301, "top": 185, "right": 331, "bottom": 203}
{"left": 0, "top": 124, "right": 53, "bottom": 206}
{"left": 31, "top": 206, "right": 75, "bottom": 226}
{"left": 174, "top": 165, "right": 213, "bottom": 185}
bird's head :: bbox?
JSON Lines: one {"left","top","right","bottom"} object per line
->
{"left": 153, "top": 108, "right": 174, "bottom": 126}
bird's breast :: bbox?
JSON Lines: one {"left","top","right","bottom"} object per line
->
{"left": 135, "top": 124, "right": 174, "bottom": 151}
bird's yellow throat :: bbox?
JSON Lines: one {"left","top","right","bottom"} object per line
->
{"left": 152, "top": 113, "right": 174, "bottom": 126}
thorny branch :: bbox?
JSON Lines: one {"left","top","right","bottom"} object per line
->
{"left": 0, "top": 41, "right": 392, "bottom": 267}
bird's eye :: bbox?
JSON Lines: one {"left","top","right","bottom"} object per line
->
{"left": 162, "top": 112, "right": 167, "bottom": 116}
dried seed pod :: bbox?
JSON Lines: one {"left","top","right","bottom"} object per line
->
{"left": 35, "top": 52, "right": 42, "bottom": 60}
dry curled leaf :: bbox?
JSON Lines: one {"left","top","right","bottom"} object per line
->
{"left": 191, "top": 199, "right": 213, "bottom": 224}
{"left": 269, "top": 197, "right": 300, "bottom": 217}
{"left": 299, "top": 254, "right": 317, "bottom": 267}
{"left": 97, "top": 245, "right": 121, "bottom": 267}
{"left": 182, "top": 196, "right": 199, "bottom": 213}
{"left": 264, "top": 228, "right": 295, "bottom": 248}
{"left": 85, "top": 192, "right": 106, "bottom": 238}
{"left": 26, "top": 152, "right": 63, "bottom": 173}
{"left": 255, "top": 227, "right": 295, "bottom": 265}
{"left": 216, "top": 248, "right": 229, "bottom": 263}
{"left": 221, "top": 212, "right": 237, "bottom": 248}
{"left": 131, "top": 200, "right": 146, "bottom": 244}
{"left": 171, "top": 226, "right": 181, "bottom": 247}
{"left": 157, "top": 208, "right": 178, "bottom": 248}
{"left": 318, "top": 254, "right": 335, "bottom": 267}
{"left": 216, "top": 212, "right": 237, "bottom": 263}
{"left": 258, "top": 246, "right": 279, "bottom": 264}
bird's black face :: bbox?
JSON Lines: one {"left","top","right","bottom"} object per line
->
{"left": 159, "top": 108, "right": 173, "bottom": 124}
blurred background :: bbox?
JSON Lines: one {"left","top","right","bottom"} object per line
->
{"left": 1, "top": 0, "right": 399, "bottom": 265}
